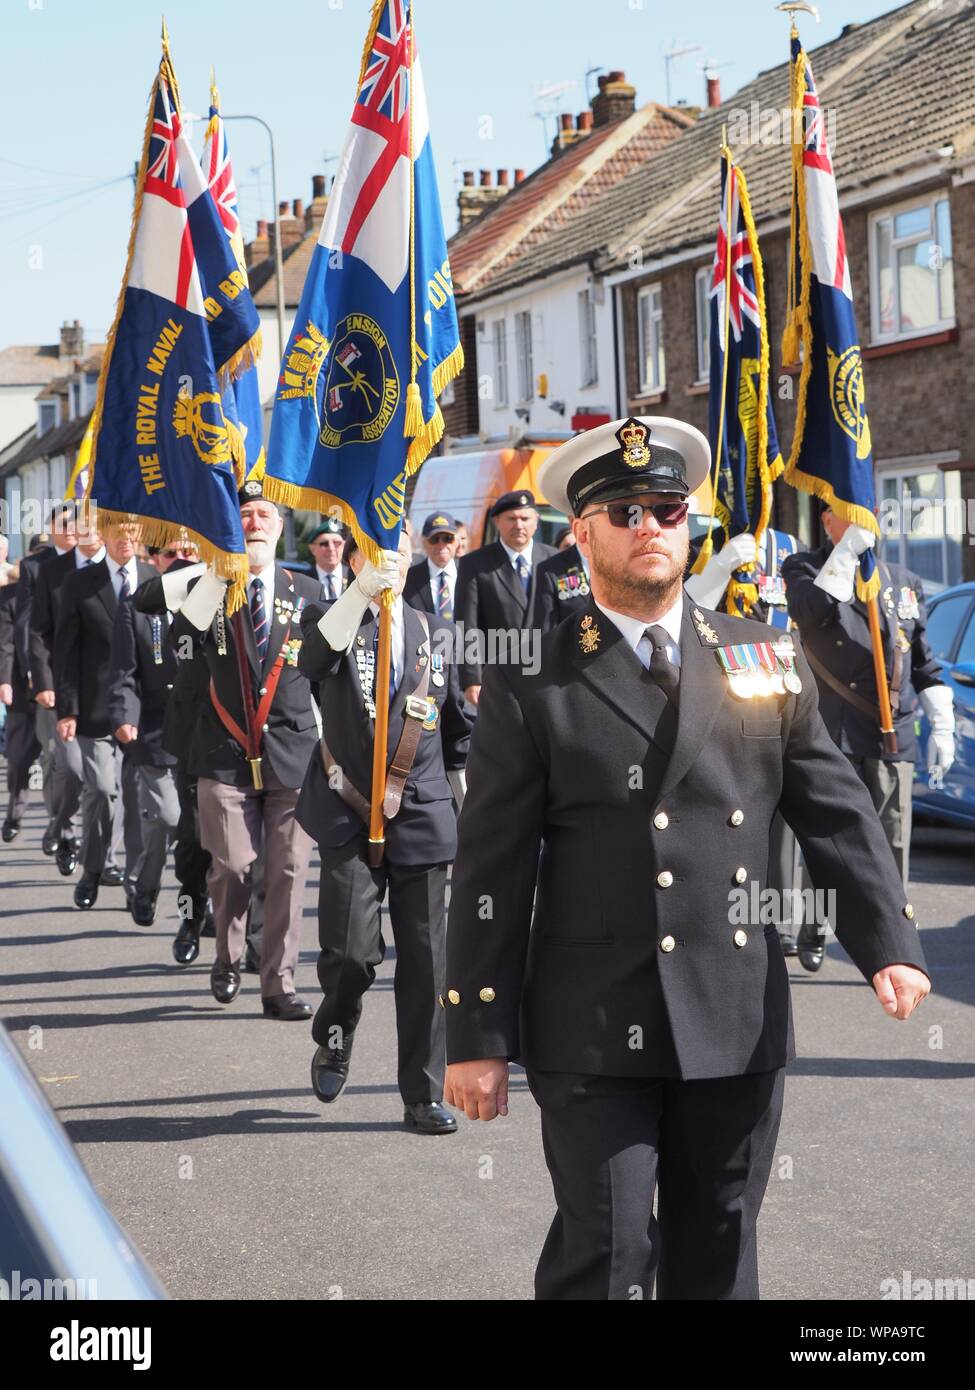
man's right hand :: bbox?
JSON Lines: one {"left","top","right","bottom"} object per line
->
{"left": 464, "top": 684, "right": 481, "bottom": 706}
{"left": 355, "top": 550, "right": 401, "bottom": 600}
{"left": 444, "top": 1058, "right": 509, "bottom": 1121}
{"left": 57, "top": 717, "right": 77, "bottom": 742}
{"left": 35, "top": 689, "right": 56, "bottom": 708}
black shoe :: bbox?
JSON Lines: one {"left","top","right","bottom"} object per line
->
{"left": 797, "top": 924, "right": 825, "bottom": 973}
{"left": 262, "top": 993, "right": 313, "bottom": 1021}
{"left": 56, "top": 837, "right": 80, "bottom": 876}
{"left": 210, "top": 958, "right": 241, "bottom": 1004}
{"left": 131, "top": 891, "right": 157, "bottom": 927}
{"left": 403, "top": 1101, "right": 458, "bottom": 1135}
{"left": 778, "top": 931, "right": 798, "bottom": 957}
{"left": 73, "top": 871, "right": 100, "bottom": 910}
{"left": 101, "top": 865, "right": 124, "bottom": 888}
{"left": 311, "top": 1038, "right": 354, "bottom": 1103}
{"left": 241, "top": 947, "right": 261, "bottom": 974}
{"left": 41, "top": 826, "right": 59, "bottom": 856}
{"left": 200, "top": 908, "right": 216, "bottom": 939}
{"left": 1, "top": 820, "right": 20, "bottom": 843}
{"left": 172, "top": 921, "right": 201, "bottom": 965}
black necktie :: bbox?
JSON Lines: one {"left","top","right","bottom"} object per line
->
{"left": 323, "top": 573, "right": 336, "bottom": 602}
{"left": 250, "top": 582, "right": 269, "bottom": 666}
{"left": 437, "top": 569, "right": 452, "bottom": 620}
{"left": 646, "top": 625, "right": 680, "bottom": 707}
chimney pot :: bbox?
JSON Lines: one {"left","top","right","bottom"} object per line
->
{"left": 257, "top": 219, "right": 269, "bottom": 236}
{"left": 577, "top": 110, "right": 593, "bottom": 132}
{"left": 312, "top": 174, "right": 326, "bottom": 198}
{"left": 463, "top": 169, "right": 475, "bottom": 187}
{"left": 278, "top": 200, "right": 289, "bottom": 216}
{"left": 514, "top": 168, "right": 526, "bottom": 185}
{"left": 706, "top": 75, "right": 722, "bottom": 108}
{"left": 292, "top": 198, "right": 304, "bottom": 219}
{"left": 497, "top": 169, "right": 510, "bottom": 187}
{"left": 608, "top": 70, "right": 625, "bottom": 84}
{"left": 559, "top": 112, "right": 574, "bottom": 132}
{"left": 479, "top": 169, "right": 493, "bottom": 187}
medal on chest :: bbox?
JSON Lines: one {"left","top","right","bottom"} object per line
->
{"left": 150, "top": 614, "right": 164, "bottom": 665}
{"left": 715, "top": 639, "right": 801, "bottom": 698}
{"left": 354, "top": 634, "right": 377, "bottom": 719}
{"left": 897, "top": 586, "right": 920, "bottom": 621}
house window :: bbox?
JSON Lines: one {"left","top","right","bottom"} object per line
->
{"left": 694, "top": 266, "right": 711, "bottom": 382}
{"left": 514, "top": 310, "right": 534, "bottom": 402}
{"left": 637, "top": 284, "right": 665, "bottom": 394}
{"left": 578, "top": 288, "right": 598, "bottom": 387}
{"left": 870, "top": 194, "right": 955, "bottom": 343}
{"left": 38, "top": 401, "right": 57, "bottom": 435}
{"left": 493, "top": 319, "right": 509, "bottom": 408}
{"left": 439, "top": 376, "right": 455, "bottom": 407}
{"left": 878, "top": 459, "right": 964, "bottom": 592}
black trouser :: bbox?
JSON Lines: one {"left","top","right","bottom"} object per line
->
{"left": 3, "top": 708, "right": 40, "bottom": 821}
{"left": 313, "top": 834, "right": 448, "bottom": 1105}
{"left": 173, "top": 760, "right": 212, "bottom": 914}
{"left": 527, "top": 1066, "right": 785, "bottom": 1301}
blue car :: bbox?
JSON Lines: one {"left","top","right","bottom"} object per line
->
{"left": 912, "top": 580, "right": 975, "bottom": 828}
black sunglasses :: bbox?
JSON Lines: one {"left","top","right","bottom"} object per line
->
{"left": 582, "top": 500, "right": 689, "bottom": 529}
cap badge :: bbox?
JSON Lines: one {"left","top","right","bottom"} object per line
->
{"left": 433, "top": 516, "right": 448, "bottom": 527}
{"left": 579, "top": 612, "right": 601, "bottom": 654}
{"left": 519, "top": 494, "right": 528, "bottom": 506}
{"left": 618, "top": 418, "right": 651, "bottom": 470}
{"left": 243, "top": 480, "right": 262, "bottom": 497}
{"left": 692, "top": 607, "right": 719, "bottom": 646}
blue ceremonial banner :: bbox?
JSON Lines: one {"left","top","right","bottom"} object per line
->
{"left": 85, "top": 31, "right": 252, "bottom": 605}
{"left": 202, "top": 78, "right": 265, "bottom": 480}
{"left": 781, "top": 33, "right": 879, "bottom": 600}
{"left": 264, "top": 0, "right": 463, "bottom": 561}
{"left": 700, "top": 152, "right": 783, "bottom": 615}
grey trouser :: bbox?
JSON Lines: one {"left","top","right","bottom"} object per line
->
{"left": 134, "top": 764, "right": 180, "bottom": 895}
{"left": 36, "top": 704, "right": 82, "bottom": 839}
{"left": 77, "top": 736, "right": 143, "bottom": 879}
{"left": 197, "top": 770, "right": 312, "bottom": 998}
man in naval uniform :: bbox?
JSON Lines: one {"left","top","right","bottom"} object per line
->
{"left": 443, "top": 415, "right": 930, "bottom": 1301}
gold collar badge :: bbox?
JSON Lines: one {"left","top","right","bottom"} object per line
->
{"left": 579, "top": 613, "right": 601, "bottom": 654}
{"left": 692, "top": 607, "right": 719, "bottom": 645}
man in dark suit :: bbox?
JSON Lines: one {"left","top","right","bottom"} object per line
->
{"left": 782, "top": 508, "right": 953, "bottom": 969}
{"left": 443, "top": 416, "right": 930, "bottom": 1301}
{"left": 170, "top": 480, "right": 322, "bottom": 1018}
{"left": 0, "top": 555, "right": 41, "bottom": 841}
{"left": 108, "top": 547, "right": 188, "bottom": 927}
{"left": 54, "top": 529, "right": 153, "bottom": 910}
{"left": 297, "top": 529, "right": 472, "bottom": 1133}
{"left": 26, "top": 506, "right": 83, "bottom": 868}
{"left": 530, "top": 542, "right": 591, "bottom": 634}
{"left": 404, "top": 512, "right": 459, "bottom": 620}
{"left": 455, "top": 490, "right": 556, "bottom": 703}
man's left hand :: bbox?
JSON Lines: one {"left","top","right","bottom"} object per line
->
{"left": 872, "top": 964, "right": 930, "bottom": 1020}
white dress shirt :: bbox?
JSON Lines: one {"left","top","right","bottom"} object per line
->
{"left": 248, "top": 560, "right": 278, "bottom": 612}
{"left": 368, "top": 595, "right": 406, "bottom": 691}
{"left": 427, "top": 556, "right": 457, "bottom": 609}
{"left": 595, "top": 590, "right": 683, "bottom": 669}
{"left": 316, "top": 565, "right": 344, "bottom": 600}
{"left": 75, "top": 545, "right": 106, "bottom": 569}
{"left": 500, "top": 538, "right": 534, "bottom": 580}
{"left": 108, "top": 556, "right": 139, "bottom": 599}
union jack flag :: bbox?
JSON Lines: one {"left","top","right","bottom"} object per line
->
{"left": 709, "top": 162, "right": 760, "bottom": 349}
{"left": 203, "top": 101, "right": 241, "bottom": 240}
{"left": 145, "top": 76, "right": 184, "bottom": 205}
{"left": 344, "top": 0, "right": 414, "bottom": 254}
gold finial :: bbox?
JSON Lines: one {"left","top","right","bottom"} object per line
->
{"left": 210, "top": 65, "right": 219, "bottom": 109}
{"left": 775, "top": 2, "right": 821, "bottom": 28}
{"left": 161, "top": 14, "right": 170, "bottom": 52}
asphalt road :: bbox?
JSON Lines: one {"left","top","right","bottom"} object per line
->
{"left": 2, "top": 797, "right": 973, "bottom": 1301}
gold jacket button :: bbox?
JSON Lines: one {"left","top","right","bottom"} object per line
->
{"left": 653, "top": 811, "right": 669, "bottom": 830}
{"left": 729, "top": 809, "right": 744, "bottom": 826}
{"left": 733, "top": 929, "right": 748, "bottom": 948}
{"left": 479, "top": 987, "right": 496, "bottom": 1003}
{"left": 734, "top": 867, "right": 748, "bottom": 884}
{"left": 903, "top": 903, "right": 915, "bottom": 920}
{"left": 659, "top": 935, "right": 676, "bottom": 953}
{"left": 656, "top": 870, "right": 674, "bottom": 888}
{"left": 447, "top": 989, "right": 461, "bottom": 1005}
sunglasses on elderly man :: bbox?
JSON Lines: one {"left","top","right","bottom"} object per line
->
{"left": 581, "top": 499, "right": 689, "bottom": 529}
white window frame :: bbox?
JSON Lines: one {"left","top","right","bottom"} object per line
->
{"left": 637, "top": 283, "right": 665, "bottom": 395}
{"left": 868, "top": 192, "right": 955, "bottom": 346}
{"left": 492, "top": 318, "right": 509, "bottom": 409}
{"left": 578, "top": 287, "right": 599, "bottom": 388}
{"left": 694, "top": 265, "right": 711, "bottom": 383}
{"left": 38, "top": 400, "right": 58, "bottom": 435}
{"left": 876, "top": 452, "right": 962, "bottom": 594}
{"left": 514, "top": 310, "right": 534, "bottom": 403}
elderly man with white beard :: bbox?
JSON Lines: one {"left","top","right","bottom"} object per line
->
{"left": 169, "top": 479, "right": 324, "bottom": 1019}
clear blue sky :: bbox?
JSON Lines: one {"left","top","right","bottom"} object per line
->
{"left": 0, "top": 0, "right": 904, "bottom": 349}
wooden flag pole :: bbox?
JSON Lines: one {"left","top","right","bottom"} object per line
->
{"left": 368, "top": 596, "right": 393, "bottom": 865}
{"left": 866, "top": 593, "right": 899, "bottom": 755}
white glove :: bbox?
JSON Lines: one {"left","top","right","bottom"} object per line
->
{"left": 316, "top": 550, "right": 401, "bottom": 653}
{"left": 685, "top": 533, "right": 758, "bottom": 609}
{"left": 447, "top": 768, "right": 467, "bottom": 808}
{"left": 920, "top": 684, "right": 955, "bottom": 775}
{"left": 179, "top": 570, "right": 229, "bottom": 631}
{"left": 813, "top": 525, "right": 876, "bottom": 602}
{"left": 160, "top": 561, "right": 207, "bottom": 613}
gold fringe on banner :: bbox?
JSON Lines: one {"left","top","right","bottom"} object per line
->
{"left": 216, "top": 328, "right": 263, "bottom": 388}
{"left": 93, "top": 509, "right": 249, "bottom": 614}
